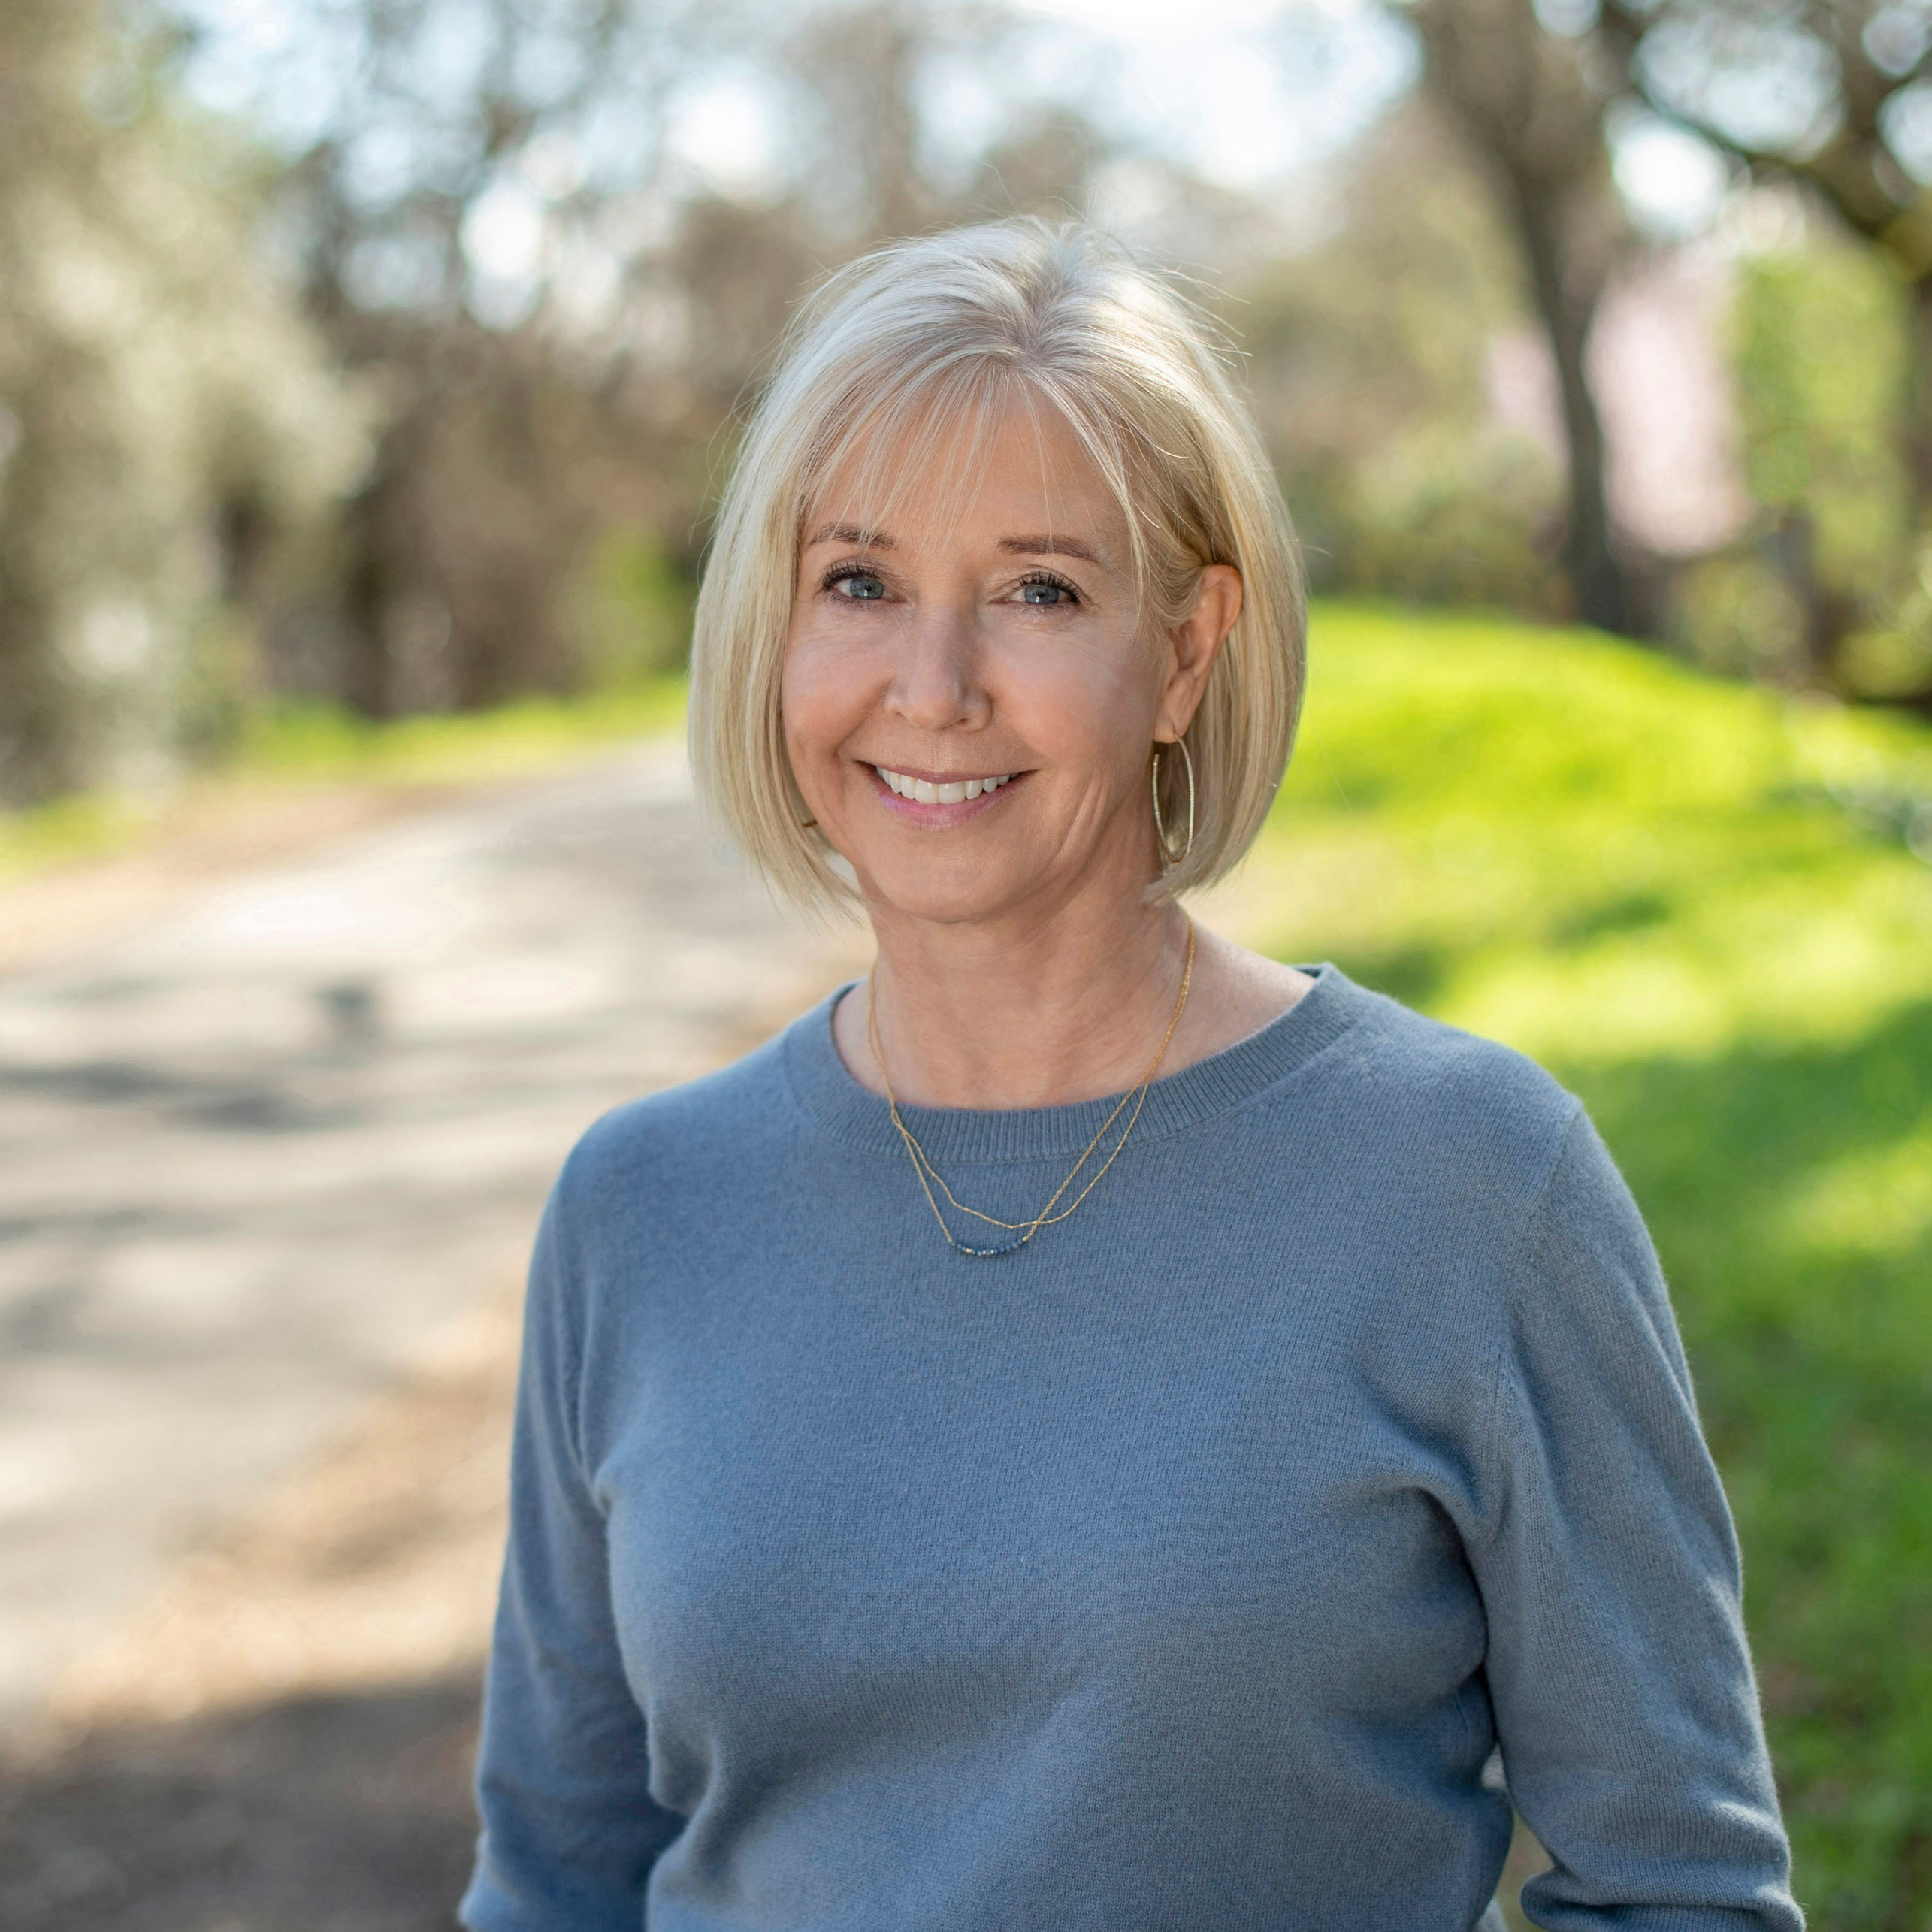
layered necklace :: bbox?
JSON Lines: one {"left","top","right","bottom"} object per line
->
{"left": 864, "top": 917, "right": 1196, "bottom": 1258}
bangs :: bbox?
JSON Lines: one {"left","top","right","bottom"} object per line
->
{"left": 794, "top": 358, "right": 1156, "bottom": 605}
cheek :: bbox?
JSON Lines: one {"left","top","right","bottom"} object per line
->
{"left": 999, "top": 633, "right": 1160, "bottom": 776}
{"left": 781, "top": 624, "right": 878, "bottom": 761}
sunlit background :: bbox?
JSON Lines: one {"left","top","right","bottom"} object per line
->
{"left": 2, "top": 3, "right": 1930, "bottom": 1928}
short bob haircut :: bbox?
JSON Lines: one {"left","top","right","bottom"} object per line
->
{"left": 689, "top": 216, "right": 1306, "bottom": 912}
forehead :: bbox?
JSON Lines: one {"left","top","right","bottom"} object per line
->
{"left": 802, "top": 389, "right": 1131, "bottom": 557}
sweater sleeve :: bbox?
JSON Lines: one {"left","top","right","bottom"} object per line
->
{"left": 1470, "top": 1106, "right": 1802, "bottom": 1931}
{"left": 461, "top": 1180, "right": 684, "bottom": 1930}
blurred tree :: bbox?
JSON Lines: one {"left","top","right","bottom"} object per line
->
{"left": 0, "top": 0, "right": 359, "bottom": 803}
{"left": 1670, "top": 226, "right": 1913, "bottom": 689}
{"left": 226, "top": 0, "right": 1112, "bottom": 717}
{"left": 253, "top": 0, "right": 679, "bottom": 714}
{"left": 1602, "top": 0, "right": 1932, "bottom": 691}
{"left": 1238, "top": 105, "right": 1565, "bottom": 615}
{"left": 1735, "top": 233, "right": 1910, "bottom": 672}
{"left": 788, "top": 0, "right": 932, "bottom": 240}
{"left": 1404, "top": 0, "right": 1640, "bottom": 635}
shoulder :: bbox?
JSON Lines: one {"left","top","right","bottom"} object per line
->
{"left": 548, "top": 1008, "right": 813, "bottom": 1232}
{"left": 1286, "top": 979, "right": 1673, "bottom": 1402}
{"left": 1305, "top": 971, "right": 1582, "bottom": 1209}
{"left": 1314, "top": 981, "right": 1673, "bottom": 1352}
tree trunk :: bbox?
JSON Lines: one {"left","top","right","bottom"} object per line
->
{"left": 1905, "top": 275, "right": 1932, "bottom": 538}
{"left": 1762, "top": 509, "right": 1855, "bottom": 687}
{"left": 1515, "top": 195, "right": 1632, "bottom": 635}
{"left": 1407, "top": 0, "right": 1641, "bottom": 637}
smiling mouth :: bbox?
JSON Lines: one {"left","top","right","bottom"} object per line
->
{"left": 873, "top": 766, "right": 1015, "bottom": 805}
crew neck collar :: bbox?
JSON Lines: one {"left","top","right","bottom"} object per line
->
{"left": 782, "top": 962, "right": 1368, "bottom": 1165}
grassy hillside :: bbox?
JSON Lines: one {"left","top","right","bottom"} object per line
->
{"left": 1238, "top": 605, "right": 1932, "bottom": 1928}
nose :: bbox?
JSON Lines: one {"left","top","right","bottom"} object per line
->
{"left": 884, "top": 602, "right": 991, "bottom": 734}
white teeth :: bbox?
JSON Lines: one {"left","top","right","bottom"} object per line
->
{"left": 875, "top": 767, "right": 1014, "bottom": 802}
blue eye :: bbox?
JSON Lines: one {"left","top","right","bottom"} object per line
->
{"left": 1016, "top": 575, "right": 1077, "bottom": 606}
{"left": 829, "top": 570, "right": 887, "bottom": 601}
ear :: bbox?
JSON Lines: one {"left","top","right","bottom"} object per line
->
{"left": 1156, "top": 564, "right": 1241, "bottom": 742}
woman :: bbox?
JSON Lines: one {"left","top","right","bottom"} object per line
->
{"left": 462, "top": 219, "right": 1800, "bottom": 1930}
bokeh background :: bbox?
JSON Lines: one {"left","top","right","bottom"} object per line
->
{"left": 2, "top": 2, "right": 1930, "bottom": 1927}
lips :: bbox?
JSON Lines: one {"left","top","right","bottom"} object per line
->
{"left": 873, "top": 766, "right": 1014, "bottom": 806}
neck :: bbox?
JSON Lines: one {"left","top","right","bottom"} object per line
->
{"left": 847, "top": 869, "right": 1193, "bottom": 1111}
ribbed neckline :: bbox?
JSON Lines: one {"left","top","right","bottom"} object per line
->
{"left": 782, "top": 962, "right": 1368, "bottom": 1164}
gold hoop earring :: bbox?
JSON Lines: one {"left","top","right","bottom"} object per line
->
{"left": 1150, "top": 736, "right": 1196, "bottom": 871}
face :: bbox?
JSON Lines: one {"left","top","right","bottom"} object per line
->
{"left": 781, "top": 398, "right": 1238, "bottom": 929}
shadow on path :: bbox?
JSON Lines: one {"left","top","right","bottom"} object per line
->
{"left": 0, "top": 1675, "right": 481, "bottom": 1932}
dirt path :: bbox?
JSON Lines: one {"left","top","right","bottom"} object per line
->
{"left": 0, "top": 1289, "right": 523, "bottom": 1930}
{"left": 0, "top": 780, "right": 476, "bottom": 983}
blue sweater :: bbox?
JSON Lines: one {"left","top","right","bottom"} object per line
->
{"left": 461, "top": 966, "right": 1800, "bottom": 1931}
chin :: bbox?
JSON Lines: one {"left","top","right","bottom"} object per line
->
{"left": 854, "top": 856, "right": 1038, "bottom": 928}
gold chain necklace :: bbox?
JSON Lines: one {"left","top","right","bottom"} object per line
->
{"left": 865, "top": 917, "right": 1196, "bottom": 1258}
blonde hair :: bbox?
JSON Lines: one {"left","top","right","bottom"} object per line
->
{"left": 688, "top": 216, "right": 1305, "bottom": 911}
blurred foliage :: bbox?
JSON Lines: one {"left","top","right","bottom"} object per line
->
{"left": 5, "top": 0, "right": 1928, "bottom": 815}
{"left": 567, "top": 530, "right": 699, "bottom": 690}
{"left": 7, "top": 0, "right": 1932, "bottom": 817}
{"left": 0, "top": 1, "right": 363, "bottom": 805}
{"left": 1733, "top": 242, "right": 1909, "bottom": 583}
{"left": 0, "top": 0, "right": 1139, "bottom": 799}
{"left": 1670, "top": 549, "right": 1813, "bottom": 686}
{"left": 1603, "top": 0, "right": 1932, "bottom": 533}
{"left": 1838, "top": 606, "right": 1932, "bottom": 703}
{"left": 0, "top": 789, "right": 155, "bottom": 887}
{"left": 1593, "top": 0, "right": 1932, "bottom": 701}
{"left": 1341, "top": 428, "right": 1559, "bottom": 612}
{"left": 1664, "top": 218, "right": 1932, "bottom": 704}
{"left": 243, "top": 0, "right": 1123, "bottom": 724}
{"left": 1243, "top": 604, "right": 1932, "bottom": 1928}
{"left": 1238, "top": 108, "right": 1564, "bottom": 618}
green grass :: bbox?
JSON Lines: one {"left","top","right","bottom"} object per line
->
{"left": 0, "top": 675, "right": 688, "bottom": 887}
{"left": 0, "top": 790, "right": 159, "bottom": 884}
{"left": 1243, "top": 604, "right": 1932, "bottom": 1929}
{"left": 233, "top": 677, "right": 688, "bottom": 783}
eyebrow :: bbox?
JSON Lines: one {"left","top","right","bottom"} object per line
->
{"left": 805, "top": 523, "right": 896, "bottom": 549}
{"left": 996, "top": 534, "right": 1108, "bottom": 567}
